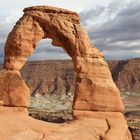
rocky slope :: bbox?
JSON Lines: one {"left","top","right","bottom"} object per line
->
{"left": 19, "top": 58, "right": 140, "bottom": 96}
{"left": 21, "top": 60, "right": 75, "bottom": 96}
{"left": 0, "top": 58, "right": 139, "bottom": 95}
{"left": 108, "top": 58, "right": 140, "bottom": 94}
{"left": 125, "top": 111, "right": 140, "bottom": 140}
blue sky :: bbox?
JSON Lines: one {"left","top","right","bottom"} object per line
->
{"left": 0, "top": 0, "right": 140, "bottom": 61}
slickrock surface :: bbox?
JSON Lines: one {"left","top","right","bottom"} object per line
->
{"left": 0, "top": 70, "right": 29, "bottom": 107}
{"left": 0, "top": 6, "right": 131, "bottom": 140}
{"left": 0, "top": 107, "right": 131, "bottom": 140}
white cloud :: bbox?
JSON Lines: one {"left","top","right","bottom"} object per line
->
{"left": 103, "top": 49, "right": 140, "bottom": 60}
{"left": 0, "top": 0, "right": 139, "bottom": 61}
{"left": 28, "top": 39, "right": 71, "bottom": 61}
{"left": 81, "top": 0, "right": 140, "bottom": 60}
{"left": 29, "top": 51, "right": 71, "bottom": 61}
{"left": 5, "top": 10, "right": 23, "bottom": 24}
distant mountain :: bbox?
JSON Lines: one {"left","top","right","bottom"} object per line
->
{"left": 0, "top": 58, "right": 140, "bottom": 94}
{"left": 108, "top": 58, "right": 140, "bottom": 94}
{"left": 21, "top": 60, "right": 75, "bottom": 96}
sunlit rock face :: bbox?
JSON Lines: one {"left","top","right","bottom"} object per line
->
{"left": 3, "top": 6, "right": 124, "bottom": 112}
{"left": 0, "top": 70, "right": 29, "bottom": 107}
{"left": 0, "top": 6, "right": 131, "bottom": 140}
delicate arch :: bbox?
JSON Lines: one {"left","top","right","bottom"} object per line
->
{"left": 2, "top": 6, "right": 124, "bottom": 112}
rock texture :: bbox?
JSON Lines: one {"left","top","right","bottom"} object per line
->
{"left": 0, "top": 107, "right": 131, "bottom": 140}
{"left": 125, "top": 111, "right": 140, "bottom": 140}
{"left": 0, "top": 6, "right": 131, "bottom": 140}
{"left": 0, "top": 70, "right": 29, "bottom": 107}
{"left": 18, "top": 58, "right": 140, "bottom": 96}
{"left": 108, "top": 58, "right": 140, "bottom": 94}
{"left": 3, "top": 6, "right": 124, "bottom": 112}
{"left": 21, "top": 60, "right": 75, "bottom": 96}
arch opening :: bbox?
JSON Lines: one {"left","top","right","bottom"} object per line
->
{"left": 21, "top": 38, "right": 75, "bottom": 123}
{"left": 28, "top": 39, "right": 71, "bottom": 61}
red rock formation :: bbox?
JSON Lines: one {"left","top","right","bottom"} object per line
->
{"left": 0, "top": 107, "right": 132, "bottom": 140}
{"left": 108, "top": 58, "right": 140, "bottom": 93}
{"left": 3, "top": 6, "right": 124, "bottom": 112}
{"left": 0, "top": 6, "right": 131, "bottom": 140}
{"left": 0, "top": 71, "right": 29, "bottom": 107}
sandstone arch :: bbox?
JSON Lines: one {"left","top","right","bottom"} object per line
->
{"left": 0, "top": 6, "right": 132, "bottom": 140}
{"left": 1, "top": 6, "right": 124, "bottom": 111}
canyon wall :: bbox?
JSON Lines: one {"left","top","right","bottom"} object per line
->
{"left": 18, "top": 58, "right": 140, "bottom": 95}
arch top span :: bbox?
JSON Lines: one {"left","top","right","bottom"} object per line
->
{"left": 4, "top": 6, "right": 103, "bottom": 70}
{"left": 2, "top": 6, "right": 124, "bottom": 112}
{"left": 24, "top": 6, "right": 80, "bottom": 20}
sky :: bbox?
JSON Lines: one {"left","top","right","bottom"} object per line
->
{"left": 0, "top": 0, "right": 140, "bottom": 61}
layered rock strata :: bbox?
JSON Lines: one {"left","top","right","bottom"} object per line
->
{"left": 19, "top": 58, "right": 140, "bottom": 96}
{"left": 0, "top": 6, "right": 131, "bottom": 140}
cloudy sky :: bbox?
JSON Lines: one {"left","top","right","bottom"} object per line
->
{"left": 0, "top": 0, "right": 140, "bottom": 61}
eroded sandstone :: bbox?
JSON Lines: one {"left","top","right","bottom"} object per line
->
{"left": 0, "top": 70, "right": 29, "bottom": 107}
{"left": 0, "top": 107, "right": 132, "bottom": 140}
{"left": 3, "top": 6, "right": 124, "bottom": 112}
{"left": 0, "top": 6, "right": 131, "bottom": 140}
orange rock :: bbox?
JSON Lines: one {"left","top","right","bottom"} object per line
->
{"left": 3, "top": 6, "right": 124, "bottom": 112}
{"left": 0, "top": 107, "right": 132, "bottom": 140}
{"left": 0, "top": 70, "right": 29, "bottom": 107}
{"left": 0, "top": 100, "right": 3, "bottom": 106}
{"left": 73, "top": 110, "right": 132, "bottom": 140}
{"left": 0, "top": 6, "right": 131, "bottom": 139}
